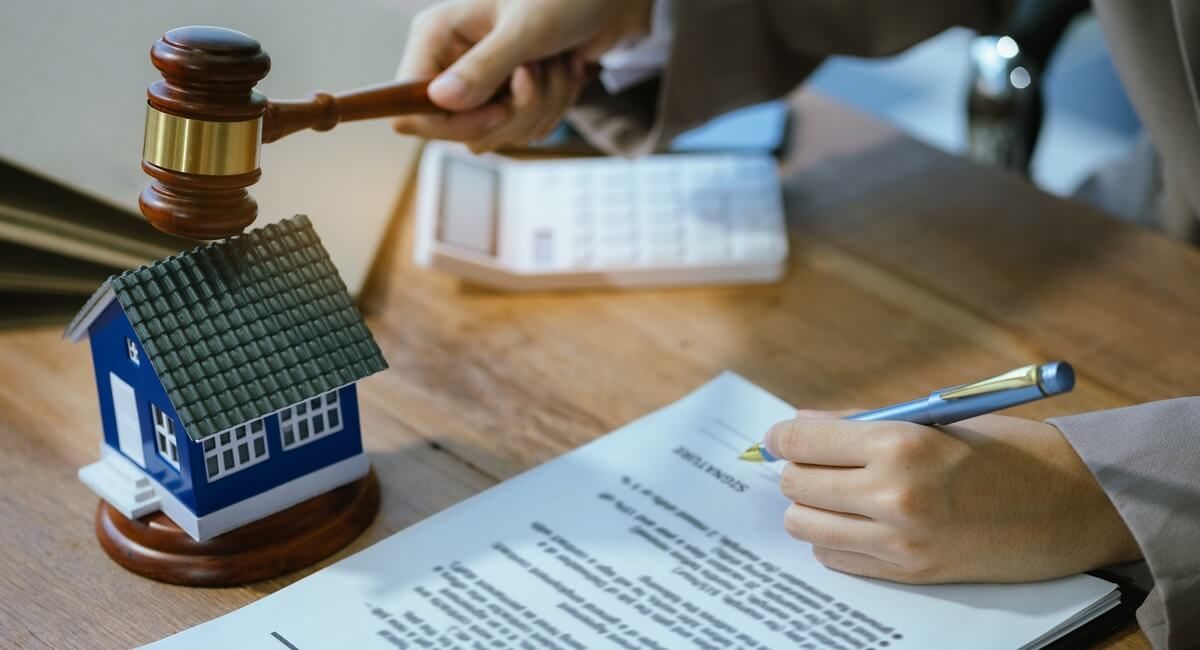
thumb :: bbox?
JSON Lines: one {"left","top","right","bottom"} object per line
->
{"left": 429, "top": 22, "right": 530, "bottom": 111}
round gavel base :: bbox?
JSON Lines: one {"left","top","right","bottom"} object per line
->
{"left": 94, "top": 468, "right": 380, "bottom": 587}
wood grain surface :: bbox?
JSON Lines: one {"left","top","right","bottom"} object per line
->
{"left": 0, "top": 92, "right": 1177, "bottom": 649}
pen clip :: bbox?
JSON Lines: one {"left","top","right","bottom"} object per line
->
{"left": 938, "top": 364, "right": 1040, "bottom": 400}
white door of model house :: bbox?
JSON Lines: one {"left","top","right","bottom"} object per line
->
{"left": 109, "top": 372, "right": 145, "bottom": 466}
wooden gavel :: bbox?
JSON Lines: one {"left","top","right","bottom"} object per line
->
{"left": 140, "top": 25, "right": 439, "bottom": 240}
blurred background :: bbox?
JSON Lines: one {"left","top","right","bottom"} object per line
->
{"left": 810, "top": 12, "right": 1136, "bottom": 198}
{"left": 0, "top": 0, "right": 1139, "bottom": 323}
{"left": 0, "top": 0, "right": 430, "bottom": 325}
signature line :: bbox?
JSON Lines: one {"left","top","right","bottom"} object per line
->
{"left": 699, "top": 421, "right": 782, "bottom": 480}
{"left": 271, "top": 632, "right": 299, "bottom": 649}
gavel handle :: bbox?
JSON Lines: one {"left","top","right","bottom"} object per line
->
{"left": 262, "top": 79, "right": 439, "bottom": 144}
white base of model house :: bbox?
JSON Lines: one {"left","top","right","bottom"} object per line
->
{"left": 79, "top": 443, "right": 369, "bottom": 542}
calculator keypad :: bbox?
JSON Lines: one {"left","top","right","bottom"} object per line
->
{"left": 522, "top": 155, "right": 785, "bottom": 270}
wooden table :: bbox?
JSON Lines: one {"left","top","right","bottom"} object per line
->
{"left": 4, "top": 93, "right": 1189, "bottom": 648}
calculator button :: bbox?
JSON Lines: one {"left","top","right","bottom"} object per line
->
{"left": 572, "top": 247, "right": 595, "bottom": 267}
{"left": 737, "top": 245, "right": 782, "bottom": 262}
{"left": 533, "top": 229, "right": 556, "bottom": 266}
{"left": 690, "top": 242, "right": 730, "bottom": 262}
{"left": 734, "top": 233, "right": 784, "bottom": 260}
{"left": 507, "top": 153, "right": 786, "bottom": 278}
{"left": 596, "top": 246, "right": 637, "bottom": 266}
{"left": 641, "top": 189, "right": 676, "bottom": 205}
{"left": 645, "top": 245, "right": 684, "bottom": 264}
{"left": 599, "top": 215, "right": 637, "bottom": 231}
{"left": 642, "top": 208, "right": 679, "bottom": 225}
{"left": 596, "top": 217, "right": 632, "bottom": 234}
{"left": 645, "top": 225, "right": 683, "bottom": 243}
{"left": 690, "top": 221, "right": 730, "bottom": 240}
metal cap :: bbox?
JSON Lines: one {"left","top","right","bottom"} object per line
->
{"left": 1038, "top": 361, "right": 1076, "bottom": 395}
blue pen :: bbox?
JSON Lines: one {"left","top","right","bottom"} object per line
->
{"left": 739, "top": 361, "right": 1075, "bottom": 462}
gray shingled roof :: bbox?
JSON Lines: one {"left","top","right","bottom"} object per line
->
{"left": 66, "top": 215, "right": 387, "bottom": 441}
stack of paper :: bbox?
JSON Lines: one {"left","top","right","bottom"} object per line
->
{"left": 149, "top": 373, "right": 1125, "bottom": 650}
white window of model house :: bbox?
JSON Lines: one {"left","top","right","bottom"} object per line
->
{"left": 201, "top": 418, "right": 269, "bottom": 482}
{"left": 151, "top": 404, "right": 180, "bottom": 471}
{"left": 126, "top": 337, "right": 140, "bottom": 366}
{"left": 279, "top": 390, "right": 343, "bottom": 450}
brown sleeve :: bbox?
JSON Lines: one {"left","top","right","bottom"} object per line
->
{"left": 568, "top": 0, "right": 1013, "bottom": 155}
{"left": 1047, "top": 398, "right": 1200, "bottom": 650}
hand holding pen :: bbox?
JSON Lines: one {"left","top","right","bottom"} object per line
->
{"left": 746, "top": 362, "right": 1143, "bottom": 586}
{"left": 741, "top": 362, "right": 1076, "bottom": 462}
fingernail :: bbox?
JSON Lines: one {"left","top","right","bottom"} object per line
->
{"left": 429, "top": 72, "right": 469, "bottom": 103}
{"left": 762, "top": 426, "right": 778, "bottom": 458}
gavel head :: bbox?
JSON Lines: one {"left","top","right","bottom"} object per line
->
{"left": 140, "top": 26, "right": 271, "bottom": 240}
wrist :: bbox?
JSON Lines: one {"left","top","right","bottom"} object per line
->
{"left": 1051, "top": 422, "right": 1144, "bottom": 568}
{"left": 1088, "top": 494, "right": 1144, "bottom": 567}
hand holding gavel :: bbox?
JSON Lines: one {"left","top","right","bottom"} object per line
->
{"left": 142, "top": 2, "right": 651, "bottom": 240}
{"left": 139, "top": 26, "right": 441, "bottom": 240}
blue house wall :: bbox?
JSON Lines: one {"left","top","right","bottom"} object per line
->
{"left": 183, "top": 385, "right": 363, "bottom": 515}
{"left": 90, "top": 300, "right": 198, "bottom": 509}
{"left": 88, "top": 300, "right": 364, "bottom": 517}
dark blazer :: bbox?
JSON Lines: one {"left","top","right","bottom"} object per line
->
{"left": 569, "top": 2, "right": 1200, "bottom": 647}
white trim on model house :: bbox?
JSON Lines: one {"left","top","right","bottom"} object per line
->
{"left": 79, "top": 443, "right": 161, "bottom": 520}
{"left": 185, "top": 384, "right": 352, "bottom": 483}
{"left": 201, "top": 417, "right": 270, "bottom": 482}
{"left": 157, "top": 451, "right": 370, "bottom": 541}
{"left": 125, "top": 337, "right": 140, "bottom": 365}
{"left": 279, "top": 389, "right": 344, "bottom": 450}
{"left": 151, "top": 404, "right": 180, "bottom": 471}
{"left": 84, "top": 443, "right": 370, "bottom": 542}
{"left": 108, "top": 372, "right": 145, "bottom": 467}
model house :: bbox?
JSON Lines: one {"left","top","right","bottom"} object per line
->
{"left": 65, "top": 215, "right": 388, "bottom": 541}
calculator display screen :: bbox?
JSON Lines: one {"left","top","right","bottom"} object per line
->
{"left": 439, "top": 157, "right": 498, "bottom": 256}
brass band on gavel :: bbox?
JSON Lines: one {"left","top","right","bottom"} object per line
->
{"left": 142, "top": 105, "right": 262, "bottom": 176}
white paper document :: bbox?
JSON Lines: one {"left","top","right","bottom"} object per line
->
{"left": 149, "top": 372, "right": 1119, "bottom": 650}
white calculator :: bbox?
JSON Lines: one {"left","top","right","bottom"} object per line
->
{"left": 413, "top": 142, "right": 788, "bottom": 291}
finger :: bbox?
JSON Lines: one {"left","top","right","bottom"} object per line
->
{"left": 430, "top": 19, "right": 532, "bottom": 111}
{"left": 536, "top": 55, "right": 587, "bottom": 140}
{"left": 530, "top": 58, "right": 575, "bottom": 141}
{"left": 392, "top": 104, "right": 509, "bottom": 142}
{"left": 765, "top": 417, "right": 883, "bottom": 467}
{"left": 783, "top": 503, "right": 888, "bottom": 555}
{"left": 467, "top": 64, "right": 546, "bottom": 152}
{"left": 779, "top": 463, "right": 875, "bottom": 516}
{"left": 810, "top": 547, "right": 918, "bottom": 582}
{"left": 397, "top": 8, "right": 470, "bottom": 80}
{"left": 528, "top": 59, "right": 566, "bottom": 140}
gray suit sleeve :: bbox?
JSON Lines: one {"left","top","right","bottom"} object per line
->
{"left": 1048, "top": 398, "right": 1200, "bottom": 650}
{"left": 569, "top": 0, "right": 1013, "bottom": 155}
